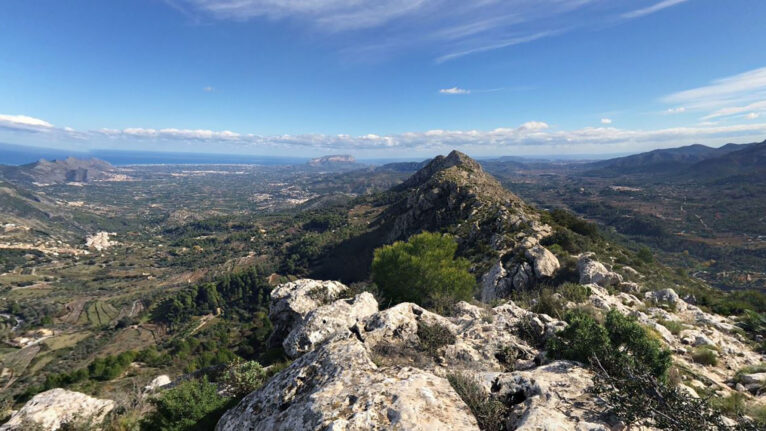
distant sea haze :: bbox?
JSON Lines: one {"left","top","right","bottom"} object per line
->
{"left": 0, "top": 143, "right": 309, "bottom": 166}
{"left": 0, "top": 142, "right": 627, "bottom": 166}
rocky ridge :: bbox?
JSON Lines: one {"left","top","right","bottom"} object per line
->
{"left": 218, "top": 273, "right": 765, "bottom": 429}
{"left": 381, "top": 151, "right": 560, "bottom": 297}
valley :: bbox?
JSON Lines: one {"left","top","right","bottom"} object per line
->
{"left": 0, "top": 146, "right": 764, "bottom": 429}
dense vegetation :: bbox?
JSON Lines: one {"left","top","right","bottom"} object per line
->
{"left": 141, "top": 378, "right": 233, "bottom": 431}
{"left": 371, "top": 232, "right": 474, "bottom": 312}
{"left": 547, "top": 309, "right": 762, "bottom": 429}
{"left": 151, "top": 268, "right": 271, "bottom": 327}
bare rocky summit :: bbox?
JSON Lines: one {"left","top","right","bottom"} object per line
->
{"left": 218, "top": 274, "right": 765, "bottom": 429}
{"left": 217, "top": 279, "right": 613, "bottom": 430}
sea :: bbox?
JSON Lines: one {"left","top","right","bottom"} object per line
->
{"left": 0, "top": 143, "right": 309, "bottom": 166}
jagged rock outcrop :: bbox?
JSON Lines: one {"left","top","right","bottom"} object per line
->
{"left": 577, "top": 253, "right": 622, "bottom": 287}
{"left": 217, "top": 280, "right": 609, "bottom": 431}
{"left": 524, "top": 244, "right": 560, "bottom": 278}
{"left": 483, "top": 361, "right": 610, "bottom": 430}
{"left": 267, "top": 279, "right": 349, "bottom": 347}
{"left": 283, "top": 292, "right": 378, "bottom": 358}
{"left": 0, "top": 388, "right": 114, "bottom": 430}
{"left": 217, "top": 334, "right": 480, "bottom": 431}
{"left": 222, "top": 278, "right": 766, "bottom": 430}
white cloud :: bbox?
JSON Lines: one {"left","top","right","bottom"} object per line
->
{"left": 439, "top": 87, "right": 470, "bottom": 95}
{"left": 0, "top": 114, "right": 54, "bottom": 132}
{"left": 662, "top": 66, "right": 766, "bottom": 121}
{"left": 5, "top": 112, "right": 764, "bottom": 156}
{"left": 601, "top": 118, "right": 612, "bottom": 124}
{"left": 745, "top": 112, "right": 760, "bottom": 120}
{"left": 621, "top": 0, "right": 689, "bottom": 20}
{"left": 665, "top": 107, "right": 686, "bottom": 114}
{"left": 113, "top": 127, "right": 241, "bottom": 140}
{"left": 203, "top": 86, "right": 215, "bottom": 92}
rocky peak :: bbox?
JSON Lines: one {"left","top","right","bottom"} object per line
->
{"left": 395, "top": 150, "right": 486, "bottom": 191}
{"left": 383, "top": 151, "right": 555, "bottom": 293}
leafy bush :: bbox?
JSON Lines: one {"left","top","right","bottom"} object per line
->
{"left": 141, "top": 378, "right": 232, "bottom": 431}
{"left": 636, "top": 246, "right": 654, "bottom": 264}
{"left": 546, "top": 208, "right": 600, "bottom": 239}
{"left": 417, "top": 321, "right": 456, "bottom": 356}
{"left": 371, "top": 232, "right": 475, "bottom": 312}
{"left": 447, "top": 373, "right": 507, "bottom": 431}
{"left": 221, "top": 360, "right": 267, "bottom": 398}
{"left": 548, "top": 309, "right": 671, "bottom": 379}
{"left": 547, "top": 309, "right": 611, "bottom": 364}
{"left": 691, "top": 346, "right": 718, "bottom": 366}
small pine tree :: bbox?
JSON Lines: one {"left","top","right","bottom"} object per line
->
{"left": 371, "top": 232, "right": 475, "bottom": 312}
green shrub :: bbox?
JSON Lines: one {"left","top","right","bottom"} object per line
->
{"left": 691, "top": 346, "right": 718, "bottom": 366}
{"left": 548, "top": 309, "right": 671, "bottom": 379}
{"left": 417, "top": 321, "right": 456, "bottom": 356}
{"left": 547, "top": 310, "right": 611, "bottom": 364}
{"left": 221, "top": 360, "right": 268, "bottom": 398}
{"left": 141, "top": 377, "right": 232, "bottom": 431}
{"left": 371, "top": 232, "right": 475, "bottom": 312}
{"left": 447, "top": 373, "right": 507, "bottom": 431}
{"left": 636, "top": 246, "right": 654, "bottom": 264}
{"left": 605, "top": 310, "right": 672, "bottom": 379}
{"left": 529, "top": 287, "right": 566, "bottom": 318}
{"left": 558, "top": 283, "right": 591, "bottom": 303}
{"left": 657, "top": 319, "right": 685, "bottom": 335}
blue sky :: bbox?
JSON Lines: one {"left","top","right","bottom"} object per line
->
{"left": 1, "top": 0, "right": 766, "bottom": 157}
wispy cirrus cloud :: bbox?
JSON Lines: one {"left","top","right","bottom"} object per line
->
{"left": 662, "top": 66, "right": 766, "bottom": 121}
{"left": 172, "top": 1, "right": 691, "bottom": 63}
{"left": 621, "top": 0, "right": 690, "bottom": 20}
{"left": 3, "top": 112, "right": 765, "bottom": 156}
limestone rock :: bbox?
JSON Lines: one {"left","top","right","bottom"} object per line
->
{"left": 524, "top": 245, "right": 560, "bottom": 278}
{"left": 283, "top": 292, "right": 378, "bottom": 358}
{"left": 577, "top": 254, "right": 622, "bottom": 287}
{"left": 144, "top": 375, "right": 172, "bottom": 392}
{"left": 480, "top": 261, "right": 511, "bottom": 302}
{"left": 739, "top": 372, "right": 766, "bottom": 386}
{"left": 0, "top": 388, "right": 114, "bottom": 431}
{"left": 216, "top": 335, "right": 479, "bottom": 431}
{"left": 485, "top": 361, "right": 609, "bottom": 431}
{"left": 645, "top": 289, "right": 684, "bottom": 311}
{"left": 268, "top": 279, "right": 349, "bottom": 346}
{"left": 512, "top": 261, "right": 534, "bottom": 291}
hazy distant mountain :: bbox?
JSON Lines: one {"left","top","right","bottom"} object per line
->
{"left": 375, "top": 160, "right": 430, "bottom": 173}
{"left": 307, "top": 155, "right": 357, "bottom": 167}
{"left": 0, "top": 157, "right": 115, "bottom": 185}
{"left": 584, "top": 143, "right": 749, "bottom": 176}
{"left": 683, "top": 140, "right": 766, "bottom": 181}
